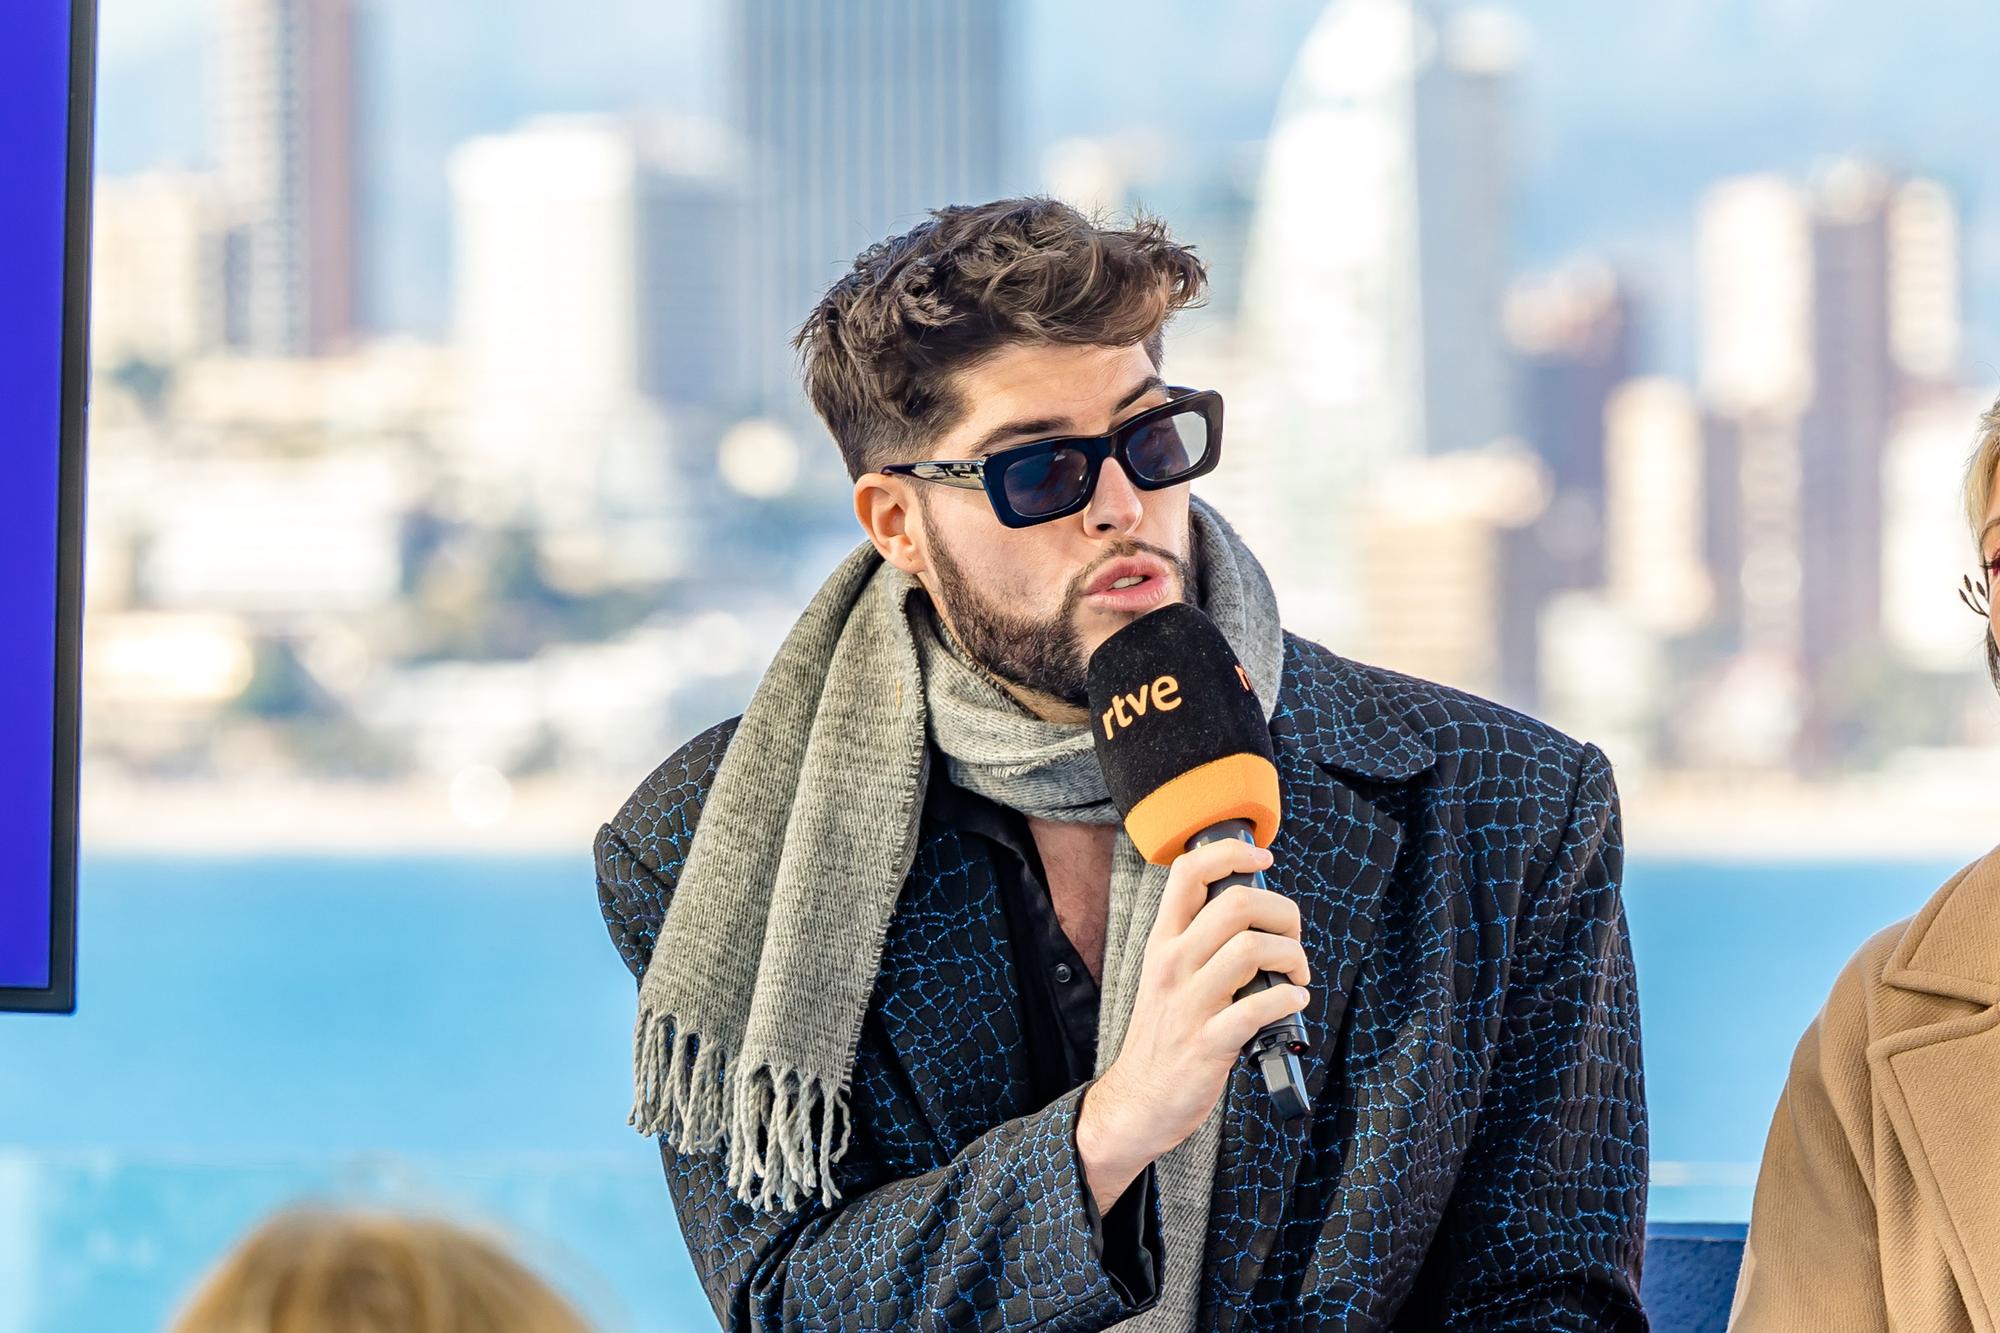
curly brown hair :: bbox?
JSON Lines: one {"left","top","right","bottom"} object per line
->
{"left": 792, "top": 196, "right": 1209, "bottom": 481}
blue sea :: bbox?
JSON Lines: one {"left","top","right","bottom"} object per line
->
{"left": 0, "top": 851, "right": 1972, "bottom": 1332}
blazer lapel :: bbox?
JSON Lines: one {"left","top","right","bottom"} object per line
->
{"left": 1202, "top": 644, "right": 1432, "bottom": 1328}
{"left": 1868, "top": 851, "right": 2000, "bottom": 1331}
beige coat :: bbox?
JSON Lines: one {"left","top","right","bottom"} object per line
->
{"left": 1730, "top": 845, "right": 2000, "bottom": 1332}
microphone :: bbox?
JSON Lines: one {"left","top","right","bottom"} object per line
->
{"left": 1085, "top": 602, "right": 1310, "bottom": 1121}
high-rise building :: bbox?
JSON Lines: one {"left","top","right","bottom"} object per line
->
{"left": 1350, "top": 443, "right": 1550, "bottom": 705}
{"left": 1695, "top": 161, "right": 1964, "bottom": 763}
{"left": 90, "top": 172, "right": 230, "bottom": 367}
{"left": 1231, "top": 0, "right": 1522, "bottom": 646}
{"left": 1698, "top": 175, "right": 1815, "bottom": 420}
{"left": 451, "top": 114, "right": 751, "bottom": 426}
{"left": 450, "top": 116, "right": 728, "bottom": 581}
{"left": 218, "top": 0, "right": 360, "bottom": 355}
{"left": 1887, "top": 177, "right": 1963, "bottom": 393}
{"left": 1697, "top": 175, "right": 1814, "bottom": 666}
{"left": 1800, "top": 159, "right": 1898, "bottom": 679}
{"left": 735, "top": 0, "right": 1007, "bottom": 440}
{"left": 1603, "top": 378, "right": 1711, "bottom": 636}
{"left": 1505, "top": 257, "right": 1637, "bottom": 589}
{"left": 452, "top": 119, "right": 644, "bottom": 479}
{"left": 632, "top": 120, "right": 753, "bottom": 417}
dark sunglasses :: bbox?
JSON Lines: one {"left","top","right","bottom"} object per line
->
{"left": 881, "top": 386, "right": 1223, "bottom": 528}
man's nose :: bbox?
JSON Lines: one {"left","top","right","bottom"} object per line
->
{"left": 1083, "top": 455, "right": 1145, "bottom": 534}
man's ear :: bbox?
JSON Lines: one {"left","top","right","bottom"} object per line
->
{"left": 854, "top": 474, "right": 926, "bottom": 575}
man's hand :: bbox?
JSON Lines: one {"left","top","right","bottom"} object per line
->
{"left": 1076, "top": 838, "right": 1310, "bottom": 1212}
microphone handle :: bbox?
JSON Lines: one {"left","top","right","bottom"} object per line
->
{"left": 1187, "top": 819, "right": 1312, "bottom": 1121}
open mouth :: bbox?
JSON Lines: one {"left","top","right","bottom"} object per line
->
{"left": 1087, "top": 571, "right": 1171, "bottom": 607}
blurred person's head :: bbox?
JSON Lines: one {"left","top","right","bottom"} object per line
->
{"left": 795, "top": 196, "right": 1211, "bottom": 719}
{"left": 1966, "top": 391, "right": 2000, "bottom": 689}
{"left": 168, "top": 1206, "right": 592, "bottom": 1333}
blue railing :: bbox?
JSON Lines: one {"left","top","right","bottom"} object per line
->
{"left": 1643, "top": 1222, "right": 1749, "bottom": 1333}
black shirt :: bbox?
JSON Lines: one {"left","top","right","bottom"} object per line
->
{"left": 919, "top": 765, "right": 1161, "bottom": 1306}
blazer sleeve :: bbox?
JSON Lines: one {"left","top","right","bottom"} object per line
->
{"left": 593, "top": 721, "right": 1162, "bottom": 1331}
{"left": 1725, "top": 924, "right": 1899, "bottom": 1332}
{"left": 1405, "top": 740, "right": 1650, "bottom": 1330}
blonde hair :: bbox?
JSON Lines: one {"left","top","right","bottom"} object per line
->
{"left": 169, "top": 1207, "right": 593, "bottom": 1333}
{"left": 1961, "top": 392, "right": 2000, "bottom": 690}
{"left": 1964, "top": 392, "right": 2000, "bottom": 540}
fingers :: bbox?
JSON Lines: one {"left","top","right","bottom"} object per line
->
{"left": 1203, "top": 981, "right": 1311, "bottom": 1055}
{"left": 1191, "top": 929, "right": 1310, "bottom": 1009}
{"left": 1175, "top": 881, "right": 1302, "bottom": 971}
{"left": 1152, "top": 839, "right": 1274, "bottom": 941}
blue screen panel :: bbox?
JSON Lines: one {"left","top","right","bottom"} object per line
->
{"left": 0, "top": 0, "right": 88, "bottom": 1009}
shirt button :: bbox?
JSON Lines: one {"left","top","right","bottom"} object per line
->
{"left": 1053, "top": 963, "right": 1073, "bottom": 983}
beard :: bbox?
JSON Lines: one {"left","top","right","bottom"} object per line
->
{"left": 923, "top": 503, "right": 1197, "bottom": 709}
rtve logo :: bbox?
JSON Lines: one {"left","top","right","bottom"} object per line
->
{"left": 1098, "top": 663, "right": 1256, "bottom": 741}
{"left": 1098, "top": 674, "right": 1182, "bottom": 740}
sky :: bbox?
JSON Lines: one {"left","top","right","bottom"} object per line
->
{"left": 91, "top": 0, "right": 2000, "bottom": 383}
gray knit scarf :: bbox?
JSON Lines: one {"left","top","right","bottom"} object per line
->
{"left": 630, "top": 494, "right": 1284, "bottom": 1329}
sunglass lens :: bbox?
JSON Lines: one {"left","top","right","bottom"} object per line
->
{"left": 1127, "top": 410, "right": 1210, "bottom": 483}
{"left": 1002, "top": 445, "right": 1092, "bottom": 518}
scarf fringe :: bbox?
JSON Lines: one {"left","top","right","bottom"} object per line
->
{"left": 630, "top": 1007, "right": 853, "bottom": 1213}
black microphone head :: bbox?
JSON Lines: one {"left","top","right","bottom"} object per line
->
{"left": 1086, "top": 602, "right": 1280, "bottom": 865}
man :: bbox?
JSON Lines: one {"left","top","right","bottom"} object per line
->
{"left": 594, "top": 197, "right": 1647, "bottom": 1330}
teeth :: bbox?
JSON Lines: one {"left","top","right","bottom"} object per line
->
{"left": 1110, "top": 575, "right": 1145, "bottom": 589}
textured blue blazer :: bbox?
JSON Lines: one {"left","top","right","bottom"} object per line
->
{"left": 595, "top": 630, "right": 1649, "bottom": 1331}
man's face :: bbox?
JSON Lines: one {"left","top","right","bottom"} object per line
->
{"left": 859, "top": 340, "right": 1198, "bottom": 712}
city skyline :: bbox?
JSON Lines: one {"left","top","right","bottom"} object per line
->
{"left": 92, "top": 0, "right": 2000, "bottom": 376}
{"left": 76, "top": 0, "right": 2000, "bottom": 852}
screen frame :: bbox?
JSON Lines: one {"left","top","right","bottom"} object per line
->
{"left": 0, "top": 0, "right": 95, "bottom": 1015}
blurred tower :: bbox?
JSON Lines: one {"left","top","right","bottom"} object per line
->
{"left": 1231, "top": 0, "right": 1522, "bottom": 648}
{"left": 1505, "top": 257, "right": 1637, "bottom": 589}
{"left": 735, "top": 0, "right": 1006, "bottom": 450}
{"left": 1886, "top": 177, "right": 1963, "bottom": 397}
{"left": 1799, "top": 160, "right": 1897, "bottom": 680}
{"left": 1697, "top": 175, "right": 1813, "bottom": 665}
{"left": 1350, "top": 443, "right": 1550, "bottom": 705}
{"left": 453, "top": 119, "right": 643, "bottom": 477}
{"left": 450, "top": 116, "right": 727, "bottom": 584}
{"left": 218, "top": 0, "right": 359, "bottom": 355}
{"left": 90, "top": 172, "right": 230, "bottom": 367}
{"left": 632, "top": 119, "right": 753, "bottom": 417}
{"left": 1603, "top": 378, "right": 1711, "bottom": 636}
{"left": 1697, "top": 162, "right": 1964, "bottom": 765}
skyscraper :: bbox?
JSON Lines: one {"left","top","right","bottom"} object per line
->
{"left": 218, "top": 0, "right": 360, "bottom": 356}
{"left": 1231, "top": 0, "right": 1521, "bottom": 645}
{"left": 1696, "top": 162, "right": 1964, "bottom": 763}
{"left": 734, "top": 0, "right": 1006, "bottom": 439}
{"left": 1799, "top": 160, "right": 1897, "bottom": 680}
{"left": 1603, "top": 378, "right": 1711, "bottom": 637}
{"left": 1350, "top": 443, "right": 1550, "bottom": 705}
{"left": 90, "top": 172, "right": 230, "bottom": 367}
{"left": 1505, "top": 257, "right": 1638, "bottom": 590}
{"left": 449, "top": 116, "right": 717, "bottom": 581}
{"left": 1887, "top": 178, "right": 1963, "bottom": 393}
{"left": 452, "top": 114, "right": 751, "bottom": 440}
{"left": 1696, "top": 175, "right": 1813, "bottom": 667}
